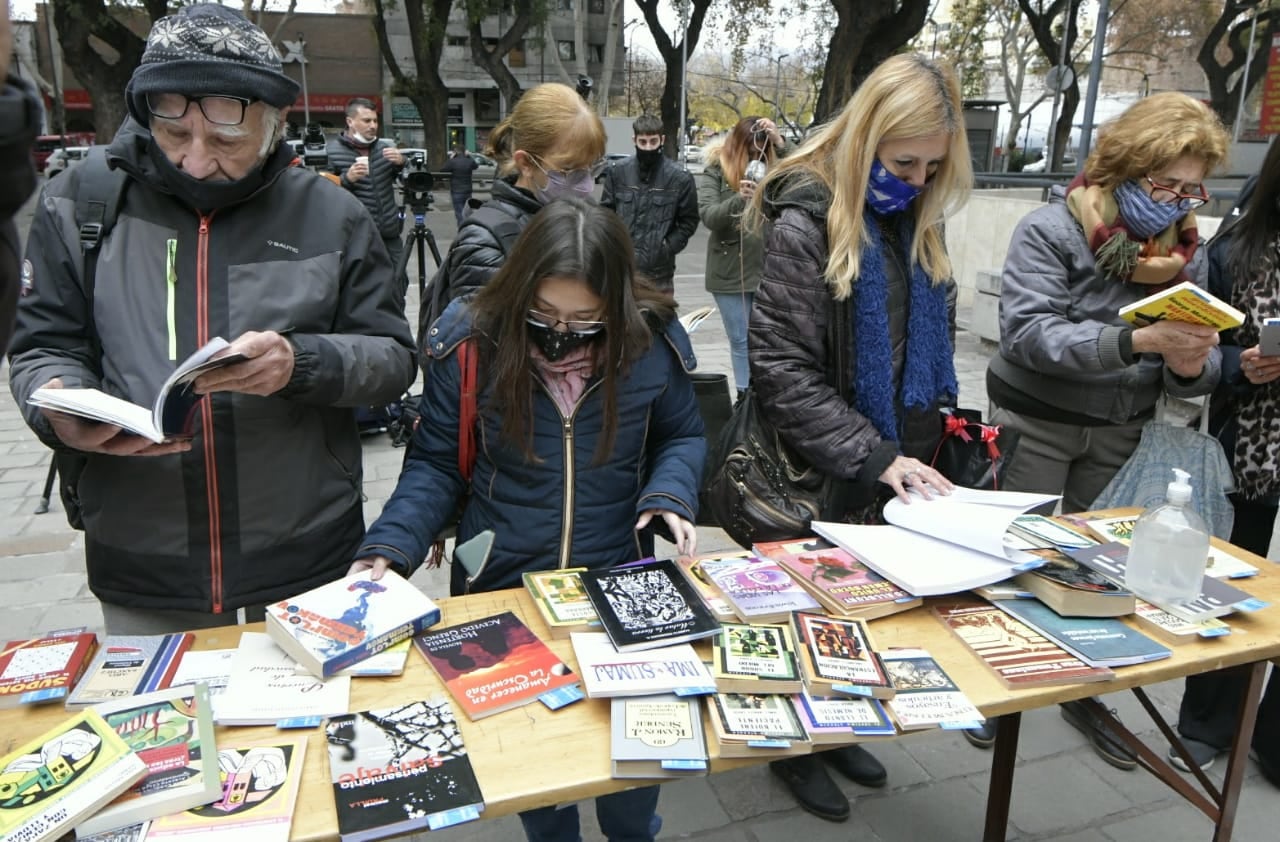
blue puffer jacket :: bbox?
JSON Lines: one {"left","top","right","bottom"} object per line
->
{"left": 359, "top": 298, "right": 706, "bottom": 593}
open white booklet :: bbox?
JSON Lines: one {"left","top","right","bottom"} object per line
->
{"left": 28, "top": 338, "right": 245, "bottom": 444}
{"left": 678, "top": 305, "right": 716, "bottom": 334}
{"left": 813, "top": 487, "right": 1062, "bottom": 597}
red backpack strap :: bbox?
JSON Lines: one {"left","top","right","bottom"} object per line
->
{"left": 457, "top": 339, "right": 478, "bottom": 482}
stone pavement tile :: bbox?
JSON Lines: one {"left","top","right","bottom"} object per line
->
{"left": 0, "top": 605, "right": 60, "bottom": 644}
{"left": 858, "top": 776, "right": 990, "bottom": 842}
{"left": 3, "top": 572, "right": 90, "bottom": 607}
{"left": 1098, "top": 801, "right": 1221, "bottom": 842}
{"left": 0, "top": 532, "right": 76, "bottom": 562}
{"left": 899, "top": 724, "right": 1000, "bottom": 780}
{"left": 404, "top": 812, "right": 526, "bottom": 842}
{"left": 748, "top": 807, "right": 880, "bottom": 840}
{"left": 993, "top": 754, "right": 1134, "bottom": 836}
{"left": 705, "top": 764, "right": 802, "bottom": 822}
{"left": 1228, "top": 774, "right": 1280, "bottom": 839}
{"left": 1040, "top": 831, "right": 1111, "bottom": 842}
{"left": 0, "top": 480, "right": 32, "bottom": 499}
{"left": 39, "top": 600, "right": 103, "bottom": 639}
{"left": 638, "top": 777, "right": 733, "bottom": 837}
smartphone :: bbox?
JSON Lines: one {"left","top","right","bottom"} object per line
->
{"left": 1260, "top": 318, "right": 1280, "bottom": 358}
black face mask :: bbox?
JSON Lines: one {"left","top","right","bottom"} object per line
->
{"left": 147, "top": 138, "right": 269, "bottom": 212}
{"left": 636, "top": 146, "right": 663, "bottom": 170}
{"left": 528, "top": 321, "right": 601, "bottom": 362}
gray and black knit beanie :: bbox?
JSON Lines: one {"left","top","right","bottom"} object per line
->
{"left": 126, "top": 3, "right": 300, "bottom": 126}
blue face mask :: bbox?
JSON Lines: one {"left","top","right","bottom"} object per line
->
{"left": 866, "top": 158, "right": 922, "bottom": 214}
{"left": 1113, "top": 178, "right": 1188, "bottom": 240}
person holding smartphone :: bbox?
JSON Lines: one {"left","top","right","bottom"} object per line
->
{"left": 1171, "top": 140, "right": 1280, "bottom": 782}
{"left": 697, "top": 116, "right": 786, "bottom": 401}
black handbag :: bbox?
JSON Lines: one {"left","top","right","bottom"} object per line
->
{"left": 703, "top": 298, "right": 852, "bottom": 548}
{"left": 929, "top": 407, "right": 1020, "bottom": 490}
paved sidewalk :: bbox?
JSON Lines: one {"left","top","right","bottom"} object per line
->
{"left": 1, "top": 197, "right": 1277, "bottom": 841}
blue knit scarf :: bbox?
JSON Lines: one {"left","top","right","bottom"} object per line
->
{"left": 852, "top": 212, "right": 958, "bottom": 441}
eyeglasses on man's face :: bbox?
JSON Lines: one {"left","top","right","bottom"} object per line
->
{"left": 526, "top": 309, "right": 606, "bottom": 335}
{"left": 147, "top": 93, "right": 252, "bottom": 126}
{"left": 1144, "top": 175, "right": 1209, "bottom": 211}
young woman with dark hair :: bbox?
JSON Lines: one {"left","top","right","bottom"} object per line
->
{"left": 351, "top": 198, "right": 706, "bottom": 842}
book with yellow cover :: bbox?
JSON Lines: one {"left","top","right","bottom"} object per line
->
{"left": 0, "top": 708, "right": 147, "bottom": 842}
{"left": 1118, "top": 280, "right": 1245, "bottom": 329}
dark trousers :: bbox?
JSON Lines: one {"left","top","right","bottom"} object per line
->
{"left": 451, "top": 192, "right": 470, "bottom": 226}
{"left": 1178, "top": 495, "right": 1280, "bottom": 763}
{"left": 517, "top": 785, "right": 660, "bottom": 842}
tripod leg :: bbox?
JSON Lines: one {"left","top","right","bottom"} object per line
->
{"left": 424, "top": 229, "right": 442, "bottom": 269}
{"left": 416, "top": 230, "right": 428, "bottom": 305}
{"left": 35, "top": 456, "right": 56, "bottom": 515}
{"left": 394, "top": 230, "right": 417, "bottom": 303}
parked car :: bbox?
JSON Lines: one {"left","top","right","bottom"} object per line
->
{"left": 44, "top": 146, "right": 91, "bottom": 180}
{"left": 683, "top": 144, "right": 703, "bottom": 164}
{"left": 1021, "top": 152, "right": 1076, "bottom": 173}
{"left": 32, "top": 133, "right": 95, "bottom": 173}
{"left": 596, "top": 152, "right": 631, "bottom": 182}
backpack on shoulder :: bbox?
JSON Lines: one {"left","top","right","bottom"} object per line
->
{"left": 52, "top": 147, "right": 129, "bottom": 530}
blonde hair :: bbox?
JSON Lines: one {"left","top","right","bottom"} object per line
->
{"left": 486, "top": 83, "right": 606, "bottom": 175}
{"left": 750, "top": 54, "right": 972, "bottom": 299}
{"left": 1084, "top": 92, "right": 1229, "bottom": 189}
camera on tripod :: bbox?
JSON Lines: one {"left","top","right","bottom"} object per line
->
{"left": 400, "top": 152, "right": 436, "bottom": 213}
{"left": 302, "top": 123, "right": 328, "bottom": 168}
{"left": 575, "top": 74, "right": 593, "bottom": 102}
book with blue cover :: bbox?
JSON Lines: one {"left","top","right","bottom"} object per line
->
{"left": 993, "top": 598, "right": 1172, "bottom": 668}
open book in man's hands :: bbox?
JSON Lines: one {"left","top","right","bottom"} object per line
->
{"left": 28, "top": 338, "right": 247, "bottom": 443}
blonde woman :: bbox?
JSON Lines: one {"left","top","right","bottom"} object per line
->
{"left": 745, "top": 53, "right": 972, "bottom": 822}
{"left": 697, "top": 115, "right": 786, "bottom": 398}
{"left": 983, "top": 94, "right": 1228, "bottom": 767}
{"left": 421, "top": 82, "right": 606, "bottom": 340}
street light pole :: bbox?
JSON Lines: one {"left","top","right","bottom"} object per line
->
{"left": 297, "top": 33, "right": 311, "bottom": 126}
{"left": 773, "top": 52, "right": 790, "bottom": 125}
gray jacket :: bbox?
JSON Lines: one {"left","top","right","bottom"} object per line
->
{"left": 8, "top": 121, "right": 416, "bottom": 614}
{"left": 988, "top": 187, "right": 1219, "bottom": 424}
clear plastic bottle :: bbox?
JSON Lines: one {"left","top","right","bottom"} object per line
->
{"left": 1124, "top": 468, "right": 1210, "bottom": 604}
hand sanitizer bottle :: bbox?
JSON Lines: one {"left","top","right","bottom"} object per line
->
{"left": 1125, "top": 468, "right": 1210, "bottom": 604}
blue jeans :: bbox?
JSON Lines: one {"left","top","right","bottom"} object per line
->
{"left": 451, "top": 192, "right": 470, "bottom": 226}
{"left": 518, "top": 786, "right": 661, "bottom": 842}
{"left": 712, "top": 291, "right": 754, "bottom": 393}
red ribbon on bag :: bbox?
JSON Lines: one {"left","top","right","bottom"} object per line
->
{"left": 942, "top": 416, "right": 1005, "bottom": 464}
{"left": 979, "top": 423, "right": 1003, "bottom": 462}
{"left": 943, "top": 412, "right": 972, "bottom": 442}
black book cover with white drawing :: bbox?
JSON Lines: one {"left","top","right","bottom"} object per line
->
{"left": 579, "top": 559, "right": 722, "bottom": 652}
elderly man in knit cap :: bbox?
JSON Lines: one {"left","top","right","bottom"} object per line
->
{"left": 8, "top": 4, "right": 416, "bottom": 635}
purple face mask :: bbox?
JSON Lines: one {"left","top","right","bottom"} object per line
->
{"left": 529, "top": 154, "right": 603, "bottom": 204}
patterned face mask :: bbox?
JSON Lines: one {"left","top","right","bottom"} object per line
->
{"left": 1113, "top": 178, "right": 1189, "bottom": 240}
{"left": 866, "top": 158, "right": 923, "bottom": 214}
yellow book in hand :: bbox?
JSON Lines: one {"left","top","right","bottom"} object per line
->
{"left": 1118, "top": 281, "right": 1245, "bottom": 330}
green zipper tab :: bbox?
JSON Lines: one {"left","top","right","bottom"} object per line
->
{"left": 165, "top": 238, "right": 177, "bottom": 361}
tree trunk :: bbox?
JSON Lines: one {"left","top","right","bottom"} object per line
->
{"left": 1017, "top": 0, "right": 1083, "bottom": 171}
{"left": 469, "top": 0, "right": 535, "bottom": 112}
{"left": 51, "top": 0, "right": 158, "bottom": 143}
{"left": 371, "top": 0, "right": 452, "bottom": 168}
{"left": 1197, "top": 5, "right": 1277, "bottom": 129}
{"left": 635, "top": 0, "right": 711, "bottom": 157}
{"left": 813, "top": 0, "right": 929, "bottom": 123}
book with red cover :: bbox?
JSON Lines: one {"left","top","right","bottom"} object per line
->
{"left": 753, "top": 538, "right": 922, "bottom": 620}
{"left": 932, "top": 600, "right": 1115, "bottom": 688}
{"left": 412, "top": 611, "right": 578, "bottom": 720}
{"left": 0, "top": 629, "right": 98, "bottom": 708}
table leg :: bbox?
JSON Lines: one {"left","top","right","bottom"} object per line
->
{"left": 983, "top": 712, "right": 1021, "bottom": 842}
{"left": 1213, "top": 661, "right": 1266, "bottom": 842}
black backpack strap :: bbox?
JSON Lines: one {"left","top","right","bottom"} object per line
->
{"left": 466, "top": 203, "right": 524, "bottom": 255}
{"left": 72, "top": 147, "right": 128, "bottom": 368}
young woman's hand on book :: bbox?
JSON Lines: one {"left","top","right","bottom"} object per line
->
{"left": 635, "top": 510, "right": 698, "bottom": 557}
{"left": 37, "top": 378, "right": 193, "bottom": 456}
{"left": 349, "top": 555, "right": 394, "bottom": 581}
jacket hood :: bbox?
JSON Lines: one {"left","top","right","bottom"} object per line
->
{"left": 105, "top": 116, "right": 297, "bottom": 201}
{"left": 761, "top": 172, "right": 831, "bottom": 222}
{"left": 426, "top": 295, "right": 697, "bottom": 373}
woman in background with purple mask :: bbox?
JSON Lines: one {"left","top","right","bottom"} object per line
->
{"left": 421, "top": 82, "right": 606, "bottom": 344}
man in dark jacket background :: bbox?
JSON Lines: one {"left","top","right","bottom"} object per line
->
{"left": 8, "top": 4, "right": 416, "bottom": 635}
{"left": 328, "top": 97, "right": 407, "bottom": 298}
{"left": 0, "top": 2, "right": 41, "bottom": 353}
{"left": 441, "top": 145, "right": 478, "bottom": 225}
{"left": 601, "top": 114, "right": 699, "bottom": 292}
